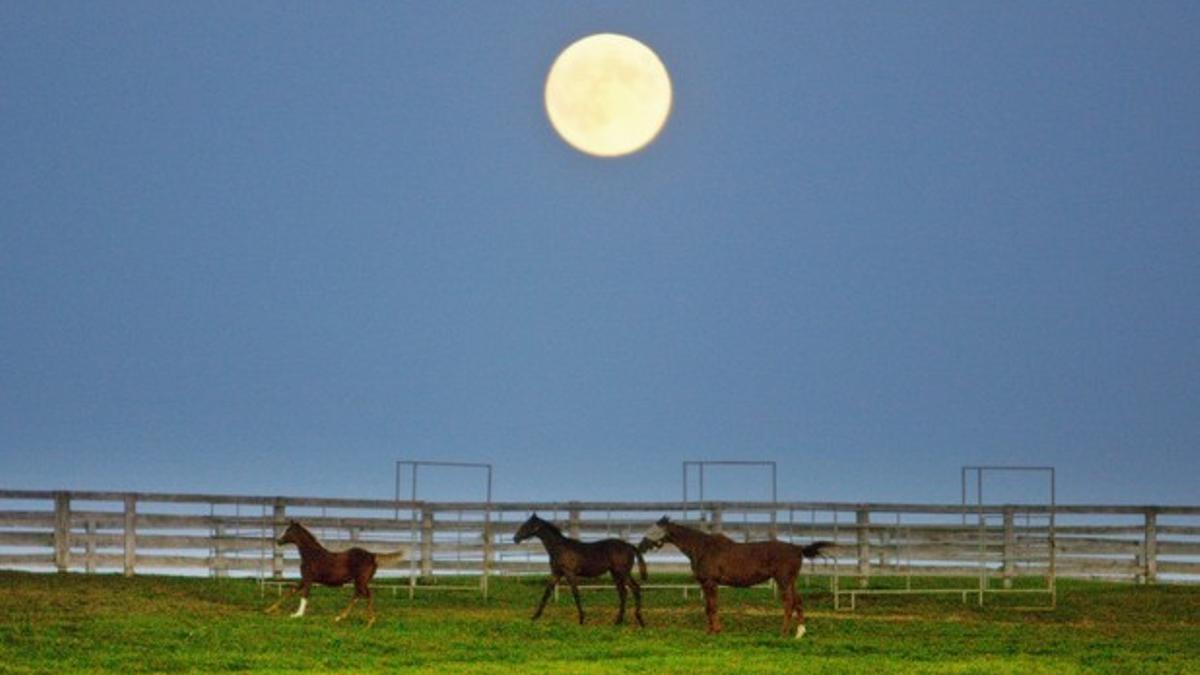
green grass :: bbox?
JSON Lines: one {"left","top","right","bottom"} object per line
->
{"left": 1, "top": 571, "right": 1197, "bottom": 673}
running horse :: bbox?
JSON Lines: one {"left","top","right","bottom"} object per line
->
{"left": 513, "top": 513, "right": 647, "bottom": 626}
{"left": 638, "top": 516, "right": 830, "bottom": 638}
{"left": 265, "top": 521, "right": 406, "bottom": 627}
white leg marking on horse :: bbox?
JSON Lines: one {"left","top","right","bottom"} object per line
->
{"left": 291, "top": 597, "right": 307, "bottom": 618}
{"left": 795, "top": 624, "right": 807, "bottom": 639}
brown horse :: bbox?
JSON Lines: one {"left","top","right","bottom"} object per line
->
{"left": 265, "top": 520, "right": 405, "bottom": 627}
{"left": 638, "top": 516, "right": 830, "bottom": 638}
{"left": 513, "top": 513, "right": 647, "bottom": 626}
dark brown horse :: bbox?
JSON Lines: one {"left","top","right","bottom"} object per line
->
{"left": 265, "top": 520, "right": 405, "bottom": 627}
{"left": 638, "top": 516, "right": 830, "bottom": 638}
{"left": 513, "top": 513, "right": 647, "bottom": 626}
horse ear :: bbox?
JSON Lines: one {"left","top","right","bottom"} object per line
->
{"left": 658, "top": 515, "right": 670, "bottom": 525}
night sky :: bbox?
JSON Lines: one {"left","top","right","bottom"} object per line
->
{"left": 3, "top": 3, "right": 1197, "bottom": 505}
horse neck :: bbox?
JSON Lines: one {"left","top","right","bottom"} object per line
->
{"left": 666, "top": 522, "right": 719, "bottom": 557}
{"left": 533, "top": 521, "right": 569, "bottom": 552}
{"left": 291, "top": 527, "right": 328, "bottom": 557}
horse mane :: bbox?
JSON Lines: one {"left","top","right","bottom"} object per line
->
{"left": 666, "top": 520, "right": 734, "bottom": 548}
{"left": 535, "top": 515, "right": 566, "bottom": 540}
{"left": 288, "top": 522, "right": 326, "bottom": 551}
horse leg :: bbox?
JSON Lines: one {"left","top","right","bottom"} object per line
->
{"left": 566, "top": 574, "right": 585, "bottom": 625}
{"left": 531, "top": 574, "right": 560, "bottom": 621}
{"left": 290, "top": 582, "right": 312, "bottom": 618}
{"left": 264, "top": 582, "right": 300, "bottom": 614}
{"left": 363, "top": 563, "right": 378, "bottom": 628}
{"left": 612, "top": 572, "right": 628, "bottom": 625}
{"left": 335, "top": 595, "right": 359, "bottom": 623}
{"left": 793, "top": 588, "right": 807, "bottom": 639}
{"left": 364, "top": 588, "right": 376, "bottom": 629}
{"left": 778, "top": 580, "right": 796, "bottom": 637}
{"left": 701, "top": 582, "right": 721, "bottom": 634}
{"left": 628, "top": 574, "right": 645, "bottom": 628}
{"left": 337, "top": 574, "right": 373, "bottom": 626}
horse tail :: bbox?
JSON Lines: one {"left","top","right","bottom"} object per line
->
{"left": 799, "top": 541, "right": 833, "bottom": 559}
{"left": 374, "top": 550, "right": 408, "bottom": 567}
{"left": 634, "top": 546, "right": 648, "bottom": 581}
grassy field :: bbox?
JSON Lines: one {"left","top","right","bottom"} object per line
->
{"left": 1, "top": 571, "right": 1197, "bottom": 673}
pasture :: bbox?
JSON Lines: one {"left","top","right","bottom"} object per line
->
{"left": 1, "top": 571, "right": 1197, "bottom": 673}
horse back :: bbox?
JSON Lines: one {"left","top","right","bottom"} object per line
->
{"left": 561, "top": 538, "right": 637, "bottom": 578}
{"left": 310, "top": 547, "right": 377, "bottom": 585}
{"left": 695, "top": 540, "right": 803, "bottom": 587}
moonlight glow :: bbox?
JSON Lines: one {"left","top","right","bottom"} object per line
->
{"left": 544, "top": 33, "right": 672, "bottom": 157}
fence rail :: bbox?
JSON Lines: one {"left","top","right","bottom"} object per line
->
{"left": 2, "top": 489, "right": 1197, "bottom": 586}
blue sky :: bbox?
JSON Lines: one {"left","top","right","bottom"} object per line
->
{"left": 2, "top": 2, "right": 1197, "bottom": 505}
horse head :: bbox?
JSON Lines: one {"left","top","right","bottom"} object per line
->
{"left": 637, "top": 515, "right": 671, "bottom": 552}
{"left": 277, "top": 520, "right": 305, "bottom": 546}
{"left": 513, "top": 513, "right": 544, "bottom": 544}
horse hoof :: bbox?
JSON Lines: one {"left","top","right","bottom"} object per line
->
{"left": 795, "top": 625, "right": 807, "bottom": 639}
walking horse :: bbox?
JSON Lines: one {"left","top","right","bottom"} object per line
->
{"left": 638, "top": 516, "right": 829, "bottom": 637}
{"left": 514, "top": 513, "right": 647, "bottom": 626}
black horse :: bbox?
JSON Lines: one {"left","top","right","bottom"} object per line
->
{"left": 513, "top": 513, "right": 647, "bottom": 626}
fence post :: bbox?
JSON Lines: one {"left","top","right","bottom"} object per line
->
{"left": 568, "top": 504, "right": 581, "bottom": 539}
{"left": 85, "top": 518, "right": 97, "bottom": 574}
{"left": 212, "top": 523, "right": 226, "bottom": 578}
{"left": 856, "top": 508, "right": 870, "bottom": 588}
{"left": 1002, "top": 507, "right": 1015, "bottom": 589}
{"left": 710, "top": 506, "right": 723, "bottom": 534}
{"left": 1143, "top": 508, "right": 1158, "bottom": 584}
{"left": 123, "top": 495, "right": 137, "bottom": 577}
{"left": 481, "top": 517, "right": 493, "bottom": 600}
{"left": 53, "top": 492, "right": 71, "bottom": 573}
{"left": 420, "top": 508, "right": 434, "bottom": 579}
{"left": 272, "top": 499, "right": 286, "bottom": 579}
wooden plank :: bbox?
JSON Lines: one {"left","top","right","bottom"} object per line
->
{"left": 0, "top": 554, "right": 55, "bottom": 566}
{"left": 1156, "top": 541, "right": 1200, "bottom": 556}
{"left": 72, "top": 511, "right": 421, "bottom": 531}
{"left": 1054, "top": 557, "right": 1141, "bottom": 572}
{"left": 0, "top": 512, "right": 56, "bottom": 527}
{"left": 69, "top": 533, "right": 274, "bottom": 551}
{"left": 0, "top": 531, "right": 54, "bottom": 547}
{"left": 1053, "top": 538, "right": 1141, "bottom": 555}
{"left": 5, "top": 489, "right": 1200, "bottom": 516}
{"left": 1157, "top": 561, "right": 1200, "bottom": 576}
{"left": 1157, "top": 525, "right": 1200, "bottom": 536}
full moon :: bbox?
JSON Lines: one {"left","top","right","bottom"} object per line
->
{"left": 544, "top": 33, "right": 672, "bottom": 158}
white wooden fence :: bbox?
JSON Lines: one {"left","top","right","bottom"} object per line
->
{"left": 2, "top": 490, "right": 1197, "bottom": 587}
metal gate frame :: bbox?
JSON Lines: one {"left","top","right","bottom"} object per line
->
{"left": 832, "top": 466, "right": 1057, "bottom": 611}
{"left": 961, "top": 465, "right": 1056, "bottom": 610}
{"left": 394, "top": 460, "right": 494, "bottom": 599}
